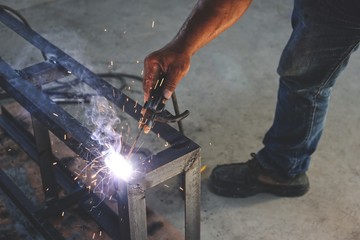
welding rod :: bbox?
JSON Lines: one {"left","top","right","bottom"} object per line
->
{"left": 126, "top": 126, "right": 143, "bottom": 160}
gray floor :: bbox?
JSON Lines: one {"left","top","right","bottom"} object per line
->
{"left": 1, "top": 0, "right": 360, "bottom": 239}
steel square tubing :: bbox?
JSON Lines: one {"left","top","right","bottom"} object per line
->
{"left": 127, "top": 149, "right": 201, "bottom": 240}
{"left": 0, "top": 58, "right": 201, "bottom": 239}
{"left": 0, "top": 9, "right": 201, "bottom": 239}
{"left": 0, "top": 61, "right": 202, "bottom": 240}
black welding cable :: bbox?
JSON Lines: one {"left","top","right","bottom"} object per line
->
{"left": 0, "top": 5, "right": 30, "bottom": 27}
{"left": 0, "top": 4, "right": 47, "bottom": 60}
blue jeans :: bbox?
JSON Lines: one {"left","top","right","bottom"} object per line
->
{"left": 257, "top": 0, "right": 360, "bottom": 177}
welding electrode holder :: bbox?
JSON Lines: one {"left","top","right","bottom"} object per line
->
{"left": 139, "top": 77, "right": 189, "bottom": 133}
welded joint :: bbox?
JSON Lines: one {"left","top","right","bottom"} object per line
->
{"left": 47, "top": 54, "right": 58, "bottom": 64}
{"left": 128, "top": 183, "right": 145, "bottom": 195}
{"left": 183, "top": 150, "right": 200, "bottom": 172}
{"left": 15, "top": 69, "right": 28, "bottom": 80}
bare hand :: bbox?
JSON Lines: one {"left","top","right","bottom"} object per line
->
{"left": 143, "top": 45, "right": 191, "bottom": 102}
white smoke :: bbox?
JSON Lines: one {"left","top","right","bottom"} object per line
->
{"left": 87, "top": 96, "right": 122, "bottom": 152}
{"left": 85, "top": 96, "right": 133, "bottom": 181}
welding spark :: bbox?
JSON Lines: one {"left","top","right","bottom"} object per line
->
{"left": 104, "top": 148, "right": 133, "bottom": 180}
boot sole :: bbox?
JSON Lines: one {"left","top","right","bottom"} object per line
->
{"left": 208, "top": 181, "right": 310, "bottom": 198}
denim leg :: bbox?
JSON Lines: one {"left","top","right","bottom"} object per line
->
{"left": 257, "top": 0, "right": 360, "bottom": 177}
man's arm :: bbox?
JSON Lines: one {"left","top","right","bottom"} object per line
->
{"left": 143, "top": 0, "right": 253, "bottom": 101}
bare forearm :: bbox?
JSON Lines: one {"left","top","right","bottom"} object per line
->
{"left": 143, "top": 0, "right": 252, "bottom": 101}
{"left": 169, "top": 0, "right": 253, "bottom": 56}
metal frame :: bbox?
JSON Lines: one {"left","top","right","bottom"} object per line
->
{"left": 0, "top": 9, "right": 201, "bottom": 240}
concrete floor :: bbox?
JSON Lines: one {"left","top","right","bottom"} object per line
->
{"left": 1, "top": 0, "right": 360, "bottom": 239}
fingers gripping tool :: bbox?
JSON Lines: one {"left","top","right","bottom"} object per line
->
{"left": 127, "top": 76, "right": 190, "bottom": 158}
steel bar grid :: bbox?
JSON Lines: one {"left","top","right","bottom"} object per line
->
{"left": 0, "top": 9, "right": 201, "bottom": 240}
{"left": 0, "top": 104, "right": 122, "bottom": 239}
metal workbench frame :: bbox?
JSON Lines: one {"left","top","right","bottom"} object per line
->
{"left": 0, "top": 9, "right": 201, "bottom": 240}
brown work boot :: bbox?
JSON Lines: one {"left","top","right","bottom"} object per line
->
{"left": 209, "top": 153, "right": 309, "bottom": 198}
